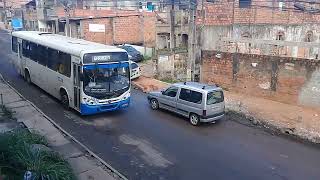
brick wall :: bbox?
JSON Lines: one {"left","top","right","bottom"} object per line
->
{"left": 81, "top": 18, "right": 113, "bottom": 44}
{"left": 56, "top": 7, "right": 140, "bottom": 18}
{"left": 201, "top": 50, "right": 320, "bottom": 107}
{"left": 70, "top": 9, "right": 156, "bottom": 47}
{"left": 113, "top": 15, "right": 142, "bottom": 45}
{"left": 198, "top": 0, "right": 320, "bottom": 26}
{"left": 143, "top": 12, "right": 156, "bottom": 47}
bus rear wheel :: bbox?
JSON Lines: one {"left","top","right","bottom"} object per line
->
{"left": 25, "top": 70, "right": 31, "bottom": 84}
{"left": 60, "top": 91, "right": 69, "bottom": 110}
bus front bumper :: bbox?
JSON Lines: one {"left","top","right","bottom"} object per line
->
{"left": 80, "top": 98, "right": 130, "bottom": 115}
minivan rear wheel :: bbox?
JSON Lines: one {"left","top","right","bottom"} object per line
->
{"left": 150, "top": 99, "right": 159, "bottom": 110}
{"left": 189, "top": 113, "right": 200, "bottom": 126}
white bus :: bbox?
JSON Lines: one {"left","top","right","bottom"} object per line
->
{"left": 11, "top": 31, "right": 131, "bottom": 115}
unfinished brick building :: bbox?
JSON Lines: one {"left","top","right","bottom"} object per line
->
{"left": 198, "top": 0, "right": 320, "bottom": 108}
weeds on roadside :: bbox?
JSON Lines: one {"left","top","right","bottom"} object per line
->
{"left": 140, "top": 55, "right": 152, "bottom": 64}
{"left": 0, "top": 105, "right": 14, "bottom": 121}
{"left": 0, "top": 130, "right": 75, "bottom": 180}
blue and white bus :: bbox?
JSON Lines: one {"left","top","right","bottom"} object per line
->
{"left": 11, "top": 31, "right": 130, "bottom": 115}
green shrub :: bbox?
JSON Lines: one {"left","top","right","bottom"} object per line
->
{"left": 0, "top": 130, "right": 75, "bottom": 180}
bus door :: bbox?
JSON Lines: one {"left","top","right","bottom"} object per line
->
{"left": 17, "top": 39, "right": 25, "bottom": 74}
{"left": 73, "top": 63, "right": 81, "bottom": 110}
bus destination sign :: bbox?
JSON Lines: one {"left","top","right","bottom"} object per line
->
{"left": 92, "top": 55, "right": 111, "bottom": 62}
{"left": 83, "top": 52, "right": 128, "bottom": 64}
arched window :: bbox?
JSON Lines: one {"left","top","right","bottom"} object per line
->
{"left": 305, "top": 31, "right": 313, "bottom": 42}
{"left": 276, "top": 31, "right": 285, "bottom": 41}
{"left": 241, "top": 32, "right": 251, "bottom": 38}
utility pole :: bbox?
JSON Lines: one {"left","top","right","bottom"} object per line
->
{"left": 3, "top": 0, "right": 7, "bottom": 28}
{"left": 60, "top": 0, "right": 71, "bottom": 37}
{"left": 113, "top": 0, "right": 118, "bottom": 10}
{"left": 170, "top": 0, "right": 175, "bottom": 50}
{"left": 64, "top": 7, "right": 70, "bottom": 37}
{"left": 188, "top": 0, "right": 196, "bottom": 81}
{"left": 93, "top": 0, "right": 97, "bottom": 10}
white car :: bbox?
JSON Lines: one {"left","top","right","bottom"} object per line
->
{"left": 130, "top": 61, "right": 141, "bottom": 80}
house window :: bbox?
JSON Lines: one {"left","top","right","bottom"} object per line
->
{"left": 278, "top": 1, "right": 285, "bottom": 11}
{"left": 276, "top": 32, "right": 285, "bottom": 40}
{"left": 239, "top": 0, "right": 251, "bottom": 8}
{"left": 241, "top": 32, "right": 251, "bottom": 38}
{"left": 305, "top": 31, "right": 313, "bottom": 42}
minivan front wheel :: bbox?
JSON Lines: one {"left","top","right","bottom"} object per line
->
{"left": 150, "top": 99, "right": 159, "bottom": 110}
{"left": 189, "top": 113, "right": 200, "bottom": 126}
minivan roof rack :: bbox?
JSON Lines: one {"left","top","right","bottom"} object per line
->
{"left": 183, "top": 82, "right": 187, "bottom": 85}
{"left": 38, "top": 32, "right": 52, "bottom": 35}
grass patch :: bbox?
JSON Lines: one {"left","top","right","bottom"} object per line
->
{"left": 0, "top": 130, "right": 75, "bottom": 180}
{"left": 140, "top": 55, "right": 152, "bottom": 64}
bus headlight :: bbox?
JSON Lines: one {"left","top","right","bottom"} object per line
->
{"left": 122, "top": 92, "right": 130, "bottom": 100}
{"left": 83, "top": 97, "right": 96, "bottom": 105}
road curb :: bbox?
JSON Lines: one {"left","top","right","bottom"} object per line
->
{"left": 0, "top": 74, "right": 128, "bottom": 180}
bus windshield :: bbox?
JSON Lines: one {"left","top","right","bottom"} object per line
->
{"left": 83, "top": 64, "right": 130, "bottom": 99}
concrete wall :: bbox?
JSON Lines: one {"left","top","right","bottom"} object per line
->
{"left": 38, "top": 20, "right": 47, "bottom": 31}
{"left": 198, "top": 0, "right": 320, "bottom": 26}
{"left": 198, "top": 0, "right": 320, "bottom": 59}
{"left": 200, "top": 24, "right": 320, "bottom": 59}
{"left": 157, "top": 52, "right": 188, "bottom": 80}
{"left": 201, "top": 50, "right": 320, "bottom": 108}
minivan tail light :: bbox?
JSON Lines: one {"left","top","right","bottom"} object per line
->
{"left": 203, "top": 110, "right": 207, "bottom": 116}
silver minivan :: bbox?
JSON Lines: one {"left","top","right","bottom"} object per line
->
{"left": 147, "top": 82, "right": 225, "bottom": 126}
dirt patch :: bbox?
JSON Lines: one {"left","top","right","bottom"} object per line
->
{"left": 226, "top": 110, "right": 320, "bottom": 146}
{"left": 132, "top": 76, "right": 169, "bottom": 92}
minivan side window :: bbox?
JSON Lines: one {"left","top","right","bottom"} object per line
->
{"left": 163, "top": 86, "right": 179, "bottom": 97}
{"left": 179, "top": 88, "right": 203, "bottom": 104}
{"left": 207, "top": 91, "right": 224, "bottom": 105}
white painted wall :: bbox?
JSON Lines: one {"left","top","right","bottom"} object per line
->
{"left": 38, "top": 20, "right": 46, "bottom": 31}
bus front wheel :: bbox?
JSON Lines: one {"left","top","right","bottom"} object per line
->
{"left": 25, "top": 70, "right": 31, "bottom": 84}
{"left": 60, "top": 91, "right": 69, "bottom": 110}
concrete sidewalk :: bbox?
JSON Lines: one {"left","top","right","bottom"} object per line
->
{"left": 132, "top": 76, "right": 320, "bottom": 143}
{"left": 0, "top": 76, "right": 123, "bottom": 180}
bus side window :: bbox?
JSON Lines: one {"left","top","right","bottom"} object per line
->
{"left": 22, "top": 40, "right": 29, "bottom": 58}
{"left": 29, "top": 42, "right": 38, "bottom": 62}
{"left": 47, "top": 48, "right": 58, "bottom": 71}
{"left": 58, "top": 63, "right": 65, "bottom": 74}
{"left": 57, "top": 52, "right": 71, "bottom": 77}
{"left": 38, "top": 45, "right": 48, "bottom": 66}
{"left": 11, "top": 36, "right": 18, "bottom": 53}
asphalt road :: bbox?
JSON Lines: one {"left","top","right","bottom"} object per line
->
{"left": 1, "top": 30, "right": 320, "bottom": 180}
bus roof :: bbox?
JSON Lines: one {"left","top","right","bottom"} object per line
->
{"left": 11, "top": 31, "right": 127, "bottom": 57}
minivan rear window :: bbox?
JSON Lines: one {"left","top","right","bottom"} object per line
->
{"left": 207, "top": 91, "right": 224, "bottom": 105}
{"left": 179, "top": 88, "right": 203, "bottom": 104}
